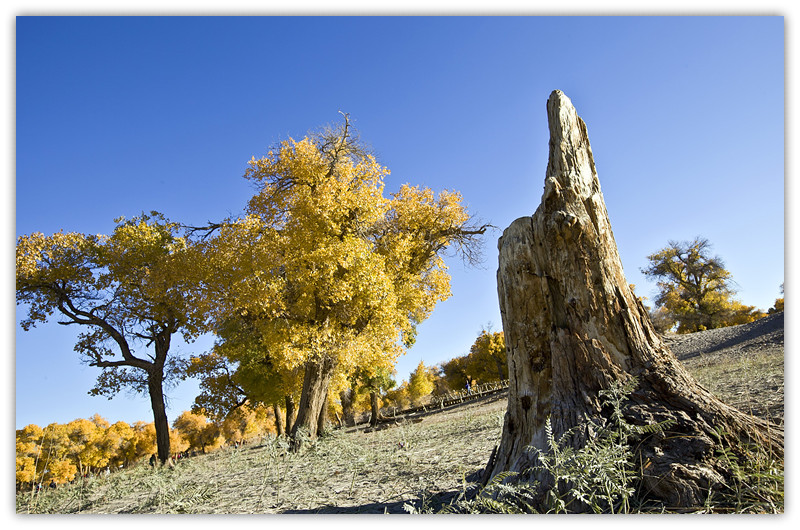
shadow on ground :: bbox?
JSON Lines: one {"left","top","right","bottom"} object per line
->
{"left": 281, "top": 470, "right": 485, "bottom": 514}
{"left": 672, "top": 312, "right": 783, "bottom": 361}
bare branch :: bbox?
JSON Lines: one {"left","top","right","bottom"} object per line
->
{"left": 183, "top": 221, "right": 226, "bottom": 240}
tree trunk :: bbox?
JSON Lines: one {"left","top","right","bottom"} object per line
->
{"left": 284, "top": 394, "right": 297, "bottom": 434}
{"left": 316, "top": 392, "right": 329, "bottom": 436}
{"left": 369, "top": 391, "right": 380, "bottom": 428}
{"left": 147, "top": 371, "right": 171, "bottom": 465}
{"left": 488, "top": 90, "right": 783, "bottom": 509}
{"left": 340, "top": 388, "right": 356, "bottom": 427}
{"left": 291, "top": 354, "right": 336, "bottom": 442}
{"left": 273, "top": 403, "right": 284, "bottom": 436}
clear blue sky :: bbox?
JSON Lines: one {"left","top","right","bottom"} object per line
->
{"left": 12, "top": 15, "right": 785, "bottom": 430}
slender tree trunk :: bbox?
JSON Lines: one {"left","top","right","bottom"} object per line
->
{"left": 316, "top": 392, "right": 329, "bottom": 436}
{"left": 488, "top": 90, "right": 783, "bottom": 509}
{"left": 369, "top": 391, "right": 380, "bottom": 428}
{"left": 284, "top": 395, "right": 297, "bottom": 434}
{"left": 273, "top": 403, "right": 285, "bottom": 436}
{"left": 148, "top": 330, "right": 172, "bottom": 465}
{"left": 147, "top": 371, "right": 171, "bottom": 465}
{"left": 291, "top": 354, "right": 336, "bottom": 442}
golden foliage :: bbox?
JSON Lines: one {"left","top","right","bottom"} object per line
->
{"left": 191, "top": 121, "right": 484, "bottom": 428}
{"left": 15, "top": 407, "right": 275, "bottom": 489}
{"left": 406, "top": 361, "right": 436, "bottom": 405}
{"left": 383, "top": 381, "right": 411, "bottom": 411}
{"left": 642, "top": 237, "right": 766, "bottom": 333}
{"left": 439, "top": 329, "right": 507, "bottom": 393}
{"left": 466, "top": 329, "right": 507, "bottom": 384}
{"left": 172, "top": 411, "right": 224, "bottom": 454}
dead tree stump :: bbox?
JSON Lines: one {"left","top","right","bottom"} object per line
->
{"left": 488, "top": 90, "right": 783, "bottom": 509}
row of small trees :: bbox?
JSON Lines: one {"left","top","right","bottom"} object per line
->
{"left": 368, "top": 330, "right": 508, "bottom": 417}
{"left": 16, "top": 406, "right": 275, "bottom": 489}
{"left": 17, "top": 325, "right": 504, "bottom": 491}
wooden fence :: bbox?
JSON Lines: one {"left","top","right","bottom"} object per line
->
{"left": 373, "top": 380, "right": 510, "bottom": 425}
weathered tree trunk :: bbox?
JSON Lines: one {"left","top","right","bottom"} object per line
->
{"left": 340, "top": 388, "right": 356, "bottom": 427}
{"left": 488, "top": 90, "right": 783, "bottom": 509}
{"left": 273, "top": 403, "right": 284, "bottom": 436}
{"left": 369, "top": 391, "right": 380, "bottom": 428}
{"left": 284, "top": 394, "right": 297, "bottom": 434}
{"left": 317, "top": 392, "right": 330, "bottom": 436}
{"left": 291, "top": 354, "right": 336, "bottom": 442}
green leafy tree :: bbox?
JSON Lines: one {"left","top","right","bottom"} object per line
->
{"left": 351, "top": 366, "right": 396, "bottom": 427}
{"left": 184, "top": 313, "right": 304, "bottom": 434}
{"left": 642, "top": 237, "right": 764, "bottom": 333}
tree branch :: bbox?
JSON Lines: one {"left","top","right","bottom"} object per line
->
{"left": 183, "top": 221, "right": 227, "bottom": 240}
{"left": 57, "top": 293, "right": 152, "bottom": 371}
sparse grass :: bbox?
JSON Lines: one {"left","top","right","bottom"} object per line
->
{"left": 17, "top": 395, "right": 506, "bottom": 514}
{"left": 16, "top": 334, "right": 783, "bottom": 514}
{"left": 683, "top": 347, "right": 784, "bottom": 425}
{"left": 410, "top": 377, "right": 783, "bottom": 515}
{"left": 704, "top": 429, "right": 784, "bottom": 514}
{"left": 411, "top": 378, "right": 672, "bottom": 514}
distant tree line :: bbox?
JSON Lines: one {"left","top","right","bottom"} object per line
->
{"left": 16, "top": 406, "right": 274, "bottom": 491}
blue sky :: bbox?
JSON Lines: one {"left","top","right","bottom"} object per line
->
{"left": 12, "top": 15, "right": 786, "bottom": 430}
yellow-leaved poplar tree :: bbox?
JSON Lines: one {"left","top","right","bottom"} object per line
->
{"left": 172, "top": 411, "right": 224, "bottom": 454}
{"left": 440, "top": 355, "right": 472, "bottom": 392}
{"left": 16, "top": 212, "right": 208, "bottom": 464}
{"left": 190, "top": 115, "right": 487, "bottom": 442}
{"left": 406, "top": 361, "right": 436, "bottom": 406}
{"left": 466, "top": 329, "right": 507, "bottom": 384}
{"left": 642, "top": 237, "right": 765, "bottom": 332}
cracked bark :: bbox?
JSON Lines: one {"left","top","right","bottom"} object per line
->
{"left": 488, "top": 90, "right": 783, "bottom": 509}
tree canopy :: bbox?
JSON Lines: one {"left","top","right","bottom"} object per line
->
{"left": 16, "top": 212, "right": 206, "bottom": 463}
{"left": 466, "top": 329, "right": 507, "bottom": 383}
{"left": 641, "top": 237, "right": 765, "bottom": 333}
{"left": 189, "top": 116, "right": 487, "bottom": 440}
{"left": 439, "top": 329, "right": 507, "bottom": 391}
{"left": 17, "top": 115, "right": 488, "bottom": 449}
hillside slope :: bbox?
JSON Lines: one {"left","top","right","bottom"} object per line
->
{"left": 665, "top": 311, "right": 784, "bottom": 361}
{"left": 666, "top": 312, "right": 784, "bottom": 424}
{"left": 18, "top": 314, "right": 784, "bottom": 514}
